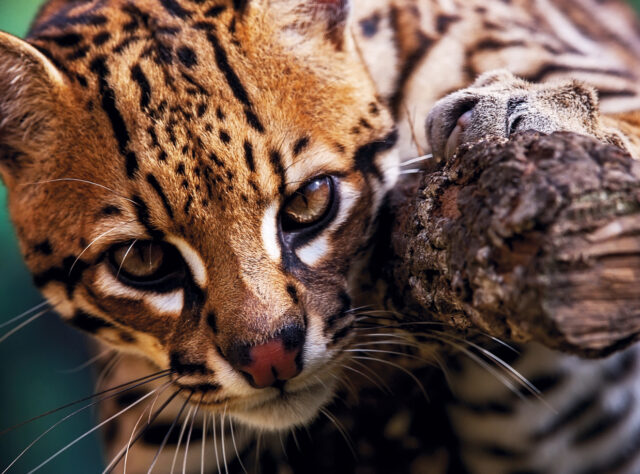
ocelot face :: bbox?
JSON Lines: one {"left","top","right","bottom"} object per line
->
{"left": 0, "top": 0, "right": 398, "bottom": 430}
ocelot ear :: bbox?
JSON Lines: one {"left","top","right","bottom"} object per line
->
{"left": 0, "top": 31, "right": 64, "bottom": 185}
{"left": 261, "top": 0, "right": 351, "bottom": 49}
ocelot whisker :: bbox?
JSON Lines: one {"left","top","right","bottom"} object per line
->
{"left": 104, "top": 386, "right": 184, "bottom": 474}
{"left": 351, "top": 355, "right": 429, "bottom": 401}
{"left": 201, "top": 407, "right": 207, "bottom": 474}
{"left": 0, "top": 309, "right": 50, "bottom": 345}
{"left": 339, "top": 362, "right": 390, "bottom": 394}
{"left": 95, "top": 352, "right": 123, "bottom": 393}
{"left": 70, "top": 222, "right": 134, "bottom": 275}
{"left": 0, "top": 370, "right": 170, "bottom": 438}
{"left": 230, "top": 417, "right": 247, "bottom": 474}
{"left": 28, "top": 383, "right": 179, "bottom": 474}
{"left": 123, "top": 390, "right": 157, "bottom": 474}
{"left": 148, "top": 391, "right": 194, "bottom": 473}
{"left": 418, "top": 331, "right": 523, "bottom": 399}
{"left": 400, "top": 169, "right": 425, "bottom": 174}
{"left": 0, "top": 301, "right": 49, "bottom": 330}
{"left": 170, "top": 405, "right": 194, "bottom": 474}
{"left": 400, "top": 153, "right": 434, "bottom": 167}
{"left": 117, "top": 239, "right": 139, "bottom": 279}
{"left": 182, "top": 397, "right": 202, "bottom": 474}
{"left": 58, "top": 347, "right": 115, "bottom": 374}
{"left": 25, "top": 178, "right": 138, "bottom": 206}
{"left": 212, "top": 414, "right": 222, "bottom": 474}
{"left": 290, "top": 428, "right": 300, "bottom": 451}
{"left": 429, "top": 330, "right": 551, "bottom": 407}
{"left": 221, "top": 403, "right": 230, "bottom": 474}
{"left": 318, "top": 408, "right": 356, "bottom": 459}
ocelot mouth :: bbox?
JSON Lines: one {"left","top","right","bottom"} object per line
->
{"left": 227, "top": 377, "right": 336, "bottom": 431}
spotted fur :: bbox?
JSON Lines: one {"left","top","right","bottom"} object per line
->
{"left": 2, "top": 0, "right": 640, "bottom": 472}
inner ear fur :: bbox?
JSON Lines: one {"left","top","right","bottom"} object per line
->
{"left": 0, "top": 31, "right": 64, "bottom": 182}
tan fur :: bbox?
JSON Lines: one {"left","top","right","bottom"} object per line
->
{"left": 2, "top": 0, "right": 640, "bottom": 471}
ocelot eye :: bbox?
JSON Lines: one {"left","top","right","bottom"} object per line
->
{"left": 281, "top": 176, "right": 335, "bottom": 232}
{"left": 107, "top": 241, "right": 185, "bottom": 291}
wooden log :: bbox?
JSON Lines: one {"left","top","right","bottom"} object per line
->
{"left": 388, "top": 131, "right": 640, "bottom": 357}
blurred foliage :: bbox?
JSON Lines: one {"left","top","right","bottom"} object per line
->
{"left": 1, "top": 0, "right": 640, "bottom": 472}
{"left": 0, "top": 2, "right": 103, "bottom": 474}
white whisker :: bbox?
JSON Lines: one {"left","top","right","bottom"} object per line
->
{"left": 0, "top": 309, "right": 49, "bottom": 345}
{"left": 400, "top": 154, "right": 433, "bottom": 167}
{"left": 0, "top": 301, "right": 49, "bottom": 330}
{"left": 170, "top": 405, "right": 194, "bottom": 474}
{"left": 230, "top": 417, "right": 247, "bottom": 474}
{"left": 25, "top": 178, "right": 138, "bottom": 206}
{"left": 30, "top": 383, "right": 173, "bottom": 474}
{"left": 182, "top": 398, "right": 201, "bottom": 474}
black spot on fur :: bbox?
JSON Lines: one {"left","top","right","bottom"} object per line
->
{"left": 33, "top": 240, "right": 53, "bottom": 256}
{"left": 100, "top": 205, "right": 122, "bottom": 217}
{"left": 70, "top": 310, "right": 115, "bottom": 333}
{"left": 41, "top": 32, "right": 83, "bottom": 47}
{"left": 219, "top": 130, "right": 231, "bottom": 144}
{"left": 177, "top": 45, "right": 198, "bottom": 68}
{"left": 159, "top": 0, "right": 193, "bottom": 19}
{"left": 92, "top": 31, "right": 111, "bottom": 46}
{"left": 293, "top": 136, "right": 310, "bottom": 156}
{"left": 205, "top": 5, "right": 226, "bottom": 17}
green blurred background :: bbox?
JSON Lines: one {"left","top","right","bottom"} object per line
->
{"left": 0, "top": 3, "right": 104, "bottom": 473}
{"left": 2, "top": 0, "right": 640, "bottom": 472}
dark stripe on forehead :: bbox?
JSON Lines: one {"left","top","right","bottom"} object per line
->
{"left": 205, "top": 31, "right": 265, "bottom": 131}
{"left": 146, "top": 174, "right": 175, "bottom": 219}
{"left": 269, "top": 150, "right": 286, "bottom": 195}
{"left": 159, "top": 0, "right": 193, "bottom": 19}
{"left": 353, "top": 129, "right": 398, "bottom": 182}
{"left": 132, "top": 195, "right": 165, "bottom": 239}
{"left": 243, "top": 141, "right": 256, "bottom": 172}
{"left": 90, "top": 56, "right": 139, "bottom": 178}
{"left": 130, "top": 64, "right": 152, "bottom": 109}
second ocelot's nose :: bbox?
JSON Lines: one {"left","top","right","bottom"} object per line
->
{"left": 228, "top": 326, "right": 305, "bottom": 389}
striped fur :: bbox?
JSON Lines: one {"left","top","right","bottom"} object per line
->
{"left": 1, "top": 0, "right": 640, "bottom": 472}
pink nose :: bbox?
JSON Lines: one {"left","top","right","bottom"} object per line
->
{"left": 229, "top": 326, "right": 305, "bottom": 389}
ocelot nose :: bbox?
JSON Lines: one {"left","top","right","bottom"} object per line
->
{"left": 228, "top": 326, "right": 305, "bottom": 389}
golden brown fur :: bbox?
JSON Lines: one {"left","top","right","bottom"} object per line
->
{"left": 3, "top": 0, "right": 640, "bottom": 472}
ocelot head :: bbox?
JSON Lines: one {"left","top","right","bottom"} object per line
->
{"left": 0, "top": 0, "right": 398, "bottom": 430}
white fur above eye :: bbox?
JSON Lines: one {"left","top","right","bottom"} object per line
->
{"left": 166, "top": 235, "right": 208, "bottom": 287}
{"left": 95, "top": 265, "right": 184, "bottom": 315}
{"left": 261, "top": 202, "right": 282, "bottom": 262}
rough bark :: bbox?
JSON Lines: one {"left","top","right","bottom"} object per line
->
{"left": 389, "top": 131, "right": 640, "bottom": 357}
